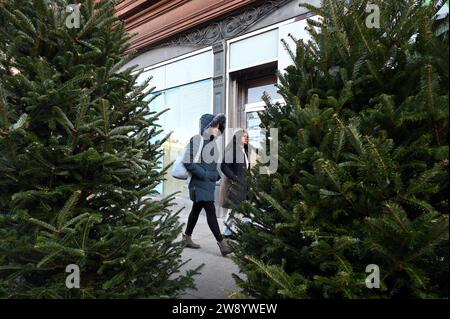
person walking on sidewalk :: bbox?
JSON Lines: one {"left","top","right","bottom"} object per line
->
{"left": 182, "top": 113, "right": 233, "bottom": 257}
{"left": 219, "top": 130, "right": 251, "bottom": 239}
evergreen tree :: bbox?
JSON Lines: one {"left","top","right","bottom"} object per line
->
{"left": 0, "top": 0, "right": 196, "bottom": 298}
{"left": 233, "top": 0, "right": 449, "bottom": 298}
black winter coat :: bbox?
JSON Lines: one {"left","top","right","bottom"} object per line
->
{"left": 184, "top": 136, "right": 220, "bottom": 202}
{"left": 219, "top": 142, "right": 250, "bottom": 208}
{"left": 183, "top": 113, "right": 225, "bottom": 203}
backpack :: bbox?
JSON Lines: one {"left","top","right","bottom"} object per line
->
{"left": 171, "top": 135, "right": 203, "bottom": 180}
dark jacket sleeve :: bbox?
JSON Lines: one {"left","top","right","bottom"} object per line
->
{"left": 221, "top": 159, "right": 238, "bottom": 182}
{"left": 184, "top": 137, "right": 207, "bottom": 180}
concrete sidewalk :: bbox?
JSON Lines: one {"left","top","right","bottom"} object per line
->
{"left": 172, "top": 197, "right": 244, "bottom": 299}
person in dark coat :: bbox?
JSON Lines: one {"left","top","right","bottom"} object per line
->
{"left": 182, "top": 113, "right": 232, "bottom": 256}
{"left": 219, "top": 130, "right": 251, "bottom": 239}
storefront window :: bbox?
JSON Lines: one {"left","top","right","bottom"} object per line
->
{"left": 149, "top": 79, "right": 213, "bottom": 197}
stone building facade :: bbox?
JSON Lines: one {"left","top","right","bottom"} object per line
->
{"left": 117, "top": 0, "right": 320, "bottom": 198}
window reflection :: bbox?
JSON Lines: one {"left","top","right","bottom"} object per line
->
{"left": 246, "top": 76, "right": 282, "bottom": 104}
{"left": 149, "top": 79, "right": 213, "bottom": 197}
{"left": 247, "top": 84, "right": 280, "bottom": 104}
{"left": 246, "top": 111, "right": 264, "bottom": 148}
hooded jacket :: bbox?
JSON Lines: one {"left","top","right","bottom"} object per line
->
{"left": 183, "top": 113, "right": 226, "bottom": 202}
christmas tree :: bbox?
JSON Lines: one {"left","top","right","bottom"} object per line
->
{"left": 0, "top": 0, "right": 197, "bottom": 298}
{"left": 233, "top": 0, "right": 449, "bottom": 298}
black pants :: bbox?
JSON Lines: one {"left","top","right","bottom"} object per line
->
{"left": 185, "top": 201, "right": 223, "bottom": 242}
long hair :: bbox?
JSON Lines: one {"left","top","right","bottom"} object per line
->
{"left": 224, "top": 130, "right": 249, "bottom": 164}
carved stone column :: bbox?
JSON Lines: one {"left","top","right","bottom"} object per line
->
{"left": 212, "top": 41, "right": 226, "bottom": 115}
{"left": 212, "top": 41, "right": 228, "bottom": 219}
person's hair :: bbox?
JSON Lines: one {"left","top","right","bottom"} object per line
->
{"left": 210, "top": 122, "right": 225, "bottom": 133}
{"left": 225, "top": 130, "right": 249, "bottom": 163}
{"left": 210, "top": 113, "right": 226, "bottom": 133}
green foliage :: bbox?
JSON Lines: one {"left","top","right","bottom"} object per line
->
{"left": 0, "top": 0, "right": 197, "bottom": 298}
{"left": 233, "top": 0, "right": 449, "bottom": 298}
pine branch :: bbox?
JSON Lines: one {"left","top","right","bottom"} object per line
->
{"left": 56, "top": 190, "right": 81, "bottom": 230}
{"left": 0, "top": 84, "right": 9, "bottom": 131}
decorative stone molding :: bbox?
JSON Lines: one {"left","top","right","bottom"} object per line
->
{"left": 159, "top": 0, "right": 293, "bottom": 47}
{"left": 122, "top": 0, "right": 260, "bottom": 52}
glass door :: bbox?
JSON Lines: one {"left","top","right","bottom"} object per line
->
{"left": 243, "top": 76, "right": 282, "bottom": 148}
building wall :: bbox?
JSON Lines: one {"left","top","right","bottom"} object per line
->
{"left": 122, "top": 0, "right": 320, "bottom": 70}
{"left": 117, "top": 0, "right": 321, "bottom": 199}
{"left": 118, "top": 0, "right": 262, "bottom": 52}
